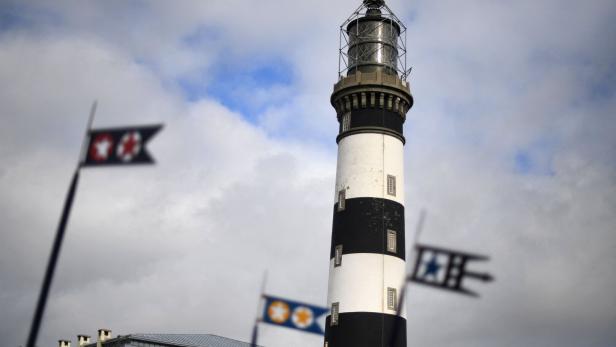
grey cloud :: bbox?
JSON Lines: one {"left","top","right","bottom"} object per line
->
{"left": 1, "top": 1, "right": 616, "bottom": 347}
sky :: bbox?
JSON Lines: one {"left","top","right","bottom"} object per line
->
{"left": 0, "top": 0, "right": 615, "bottom": 346}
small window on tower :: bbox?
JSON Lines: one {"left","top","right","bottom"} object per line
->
{"left": 387, "top": 230, "right": 397, "bottom": 253}
{"left": 387, "top": 287, "right": 397, "bottom": 311}
{"left": 331, "top": 302, "right": 340, "bottom": 326}
{"left": 341, "top": 112, "right": 351, "bottom": 132}
{"left": 334, "top": 245, "right": 343, "bottom": 267}
{"left": 387, "top": 175, "right": 396, "bottom": 196}
{"left": 337, "top": 189, "right": 346, "bottom": 211}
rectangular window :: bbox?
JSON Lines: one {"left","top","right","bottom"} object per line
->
{"left": 331, "top": 302, "right": 340, "bottom": 326}
{"left": 387, "top": 175, "right": 396, "bottom": 196}
{"left": 334, "top": 245, "right": 343, "bottom": 267}
{"left": 341, "top": 112, "right": 351, "bottom": 132}
{"left": 387, "top": 287, "right": 397, "bottom": 311}
{"left": 337, "top": 189, "right": 346, "bottom": 211}
{"left": 387, "top": 230, "right": 397, "bottom": 253}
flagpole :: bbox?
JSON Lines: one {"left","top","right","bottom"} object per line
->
{"left": 250, "top": 271, "right": 268, "bottom": 347}
{"left": 388, "top": 209, "right": 426, "bottom": 347}
{"left": 78, "top": 101, "right": 97, "bottom": 166}
{"left": 25, "top": 101, "right": 97, "bottom": 347}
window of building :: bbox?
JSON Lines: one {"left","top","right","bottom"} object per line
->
{"left": 337, "top": 189, "right": 346, "bottom": 211}
{"left": 331, "top": 302, "right": 340, "bottom": 326}
{"left": 387, "top": 287, "right": 397, "bottom": 311}
{"left": 334, "top": 245, "right": 343, "bottom": 267}
{"left": 341, "top": 112, "right": 351, "bottom": 132}
{"left": 387, "top": 230, "right": 397, "bottom": 253}
{"left": 387, "top": 175, "right": 396, "bottom": 196}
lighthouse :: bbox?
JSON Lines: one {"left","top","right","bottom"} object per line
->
{"left": 325, "top": 1, "right": 413, "bottom": 346}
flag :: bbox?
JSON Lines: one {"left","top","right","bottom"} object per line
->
{"left": 82, "top": 124, "right": 162, "bottom": 166}
{"left": 261, "top": 295, "right": 329, "bottom": 335}
{"left": 410, "top": 243, "right": 493, "bottom": 297}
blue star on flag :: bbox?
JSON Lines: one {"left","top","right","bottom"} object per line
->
{"left": 423, "top": 255, "right": 441, "bottom": 279}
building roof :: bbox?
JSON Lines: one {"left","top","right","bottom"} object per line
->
{"left": 134, "top": 334, "right": 257, "bottom": 347}
{"left": 88, "top": 333, "right": 260, "bottom": 347}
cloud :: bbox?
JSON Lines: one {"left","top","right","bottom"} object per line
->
{"left": 0, "top": 1, "right": 615, "bottom": 347}
{"left": 0, "top": 31, "right": 333, "bottom": 346}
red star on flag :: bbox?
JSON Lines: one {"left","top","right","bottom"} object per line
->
{"left": 116, "top": 131, "right": 142, "bottom": 162}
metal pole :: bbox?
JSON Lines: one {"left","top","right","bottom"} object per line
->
{"left": 78, "top": 101, "right": 97, "bottom": 166}
{"left": 250, "top": 271, "right": 268, "bottom": 347}
{"left": 339, "top": 27, "right": 342, "bottom": 78}
{"left": 25, "top": 101, "right": 97, "bottom": 347}
{"left": 388, "top": 209, "right": 426, "bottom": 346}
{"left": 26, "top": 169, "right": 80, "bottom": 347}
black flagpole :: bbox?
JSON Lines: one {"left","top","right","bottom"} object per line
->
{"left": 25, "top": 169, "right": 80, "bottom": 347}
{"left": 388, "top": 209, "right": 426, "bottom": 347}
{"left": 26, "top": 101, "right": 97, "bottom": 347}
{"left": 250, "top": 271, "right": 267, "bottom": 347}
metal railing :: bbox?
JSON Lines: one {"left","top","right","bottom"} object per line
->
{"left": 338, "top": 1, "right": 411, "bottom": 80}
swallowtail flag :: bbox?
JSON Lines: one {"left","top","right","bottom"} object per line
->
{"left": 260, "top": 295, "right": 329, "bottom": 335}
{"left": 83, "top": 124, "right": 162, "bottom": 166}
{"left": 410, "top": 243, "right": 494, "bottom": 297}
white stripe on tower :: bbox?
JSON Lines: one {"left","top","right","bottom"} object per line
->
{"left": 335, "top": 134, "right": 405, "bottom": 204}
{"left": 327, "top": 253, "right": 407, "bottom": 317}
{"left": 324, "top": 1, "right": 413, "bottom": 346}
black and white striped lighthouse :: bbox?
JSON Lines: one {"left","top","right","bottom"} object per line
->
{"left": 325, "top": 1, "right": 413, "bottom": 346}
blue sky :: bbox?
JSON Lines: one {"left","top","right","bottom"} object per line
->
{"left": 0, "top": 1, "right": 615, "bottom": 347}
{"left": 178, "top": 24, "right": 296, "bottom": 120}
{"left": 187, "top": 59, "right": 294, "bottom": 119}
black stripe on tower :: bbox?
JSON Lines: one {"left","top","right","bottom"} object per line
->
{"left": 331, "top": 197, "right": 405, "bottom": 260}
{"left": 325, "top": 313, "right": 406, "bottom": 347}
{"left": 337, "top": 108, "right": 405, "bottom": 144}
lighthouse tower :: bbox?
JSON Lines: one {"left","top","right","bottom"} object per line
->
{"left": 325, "top": 1, "right": 413, "bottom": 346}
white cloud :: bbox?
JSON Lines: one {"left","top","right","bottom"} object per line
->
{"left": 0, "top": 1, "right": 615, "bottom": 347}
{"left": 0, "top": 32, "right": 334, "bottom": 346}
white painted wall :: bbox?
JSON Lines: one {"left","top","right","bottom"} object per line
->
{"left": 335, "top": 133, "right": 405, "bottom": 205}
{"left": 327, "top": 253, "right": 407, "bottom": 317}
